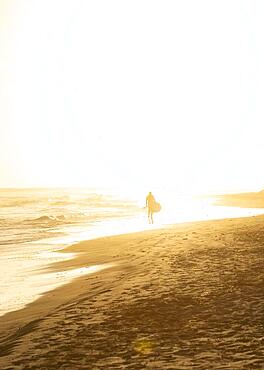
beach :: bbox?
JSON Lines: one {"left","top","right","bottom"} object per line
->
{"left": 3, "top": 188, "right": 264, "bottom": 319}
{"left": 2, "top": 0, "right": 264, "bottom": 368}
{"left": 0, "top": 215, "right": 264, "bottom": 369}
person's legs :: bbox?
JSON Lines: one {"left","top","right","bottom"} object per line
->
{"left": 148, "top": 207, "right": 151, "bottom": 223}
{"left": 150, "top": 209, "right": 154, "bottom": 224}
{"left": 148, "top": 207, "right": 154, "bottom": 224}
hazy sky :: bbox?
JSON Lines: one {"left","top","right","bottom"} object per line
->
{"left": 1, "top": 0, "right": 264, "bottom": 193}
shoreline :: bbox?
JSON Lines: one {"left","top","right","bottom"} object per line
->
{"left": 1, "top": 214, "right": 264, "bottom": 368}
{"left": 1, "top": 197, "right": 264, "bottom": 319}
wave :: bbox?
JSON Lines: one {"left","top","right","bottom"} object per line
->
{"left": 0, "top": 198, "right": 38, "bottom": 208}
{"left": 30, "top": 215, "right": 68, "bottom": 225}
{"left": 28, "top": 212, "right": 91, "bottom": 225}
{"left": 0, "top": 215, "right": 69, "bottom": 229}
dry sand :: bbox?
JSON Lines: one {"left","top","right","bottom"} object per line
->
{"left": 0, "top": 215, "right": 264, "bottom": 369}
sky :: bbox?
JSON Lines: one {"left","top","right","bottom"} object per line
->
{"left": 1, "top": 0, "right": 264, "bottom": 194}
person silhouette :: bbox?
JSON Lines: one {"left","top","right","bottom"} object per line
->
{"left": 146, "top": 191, "right": 156, "bottom": 224}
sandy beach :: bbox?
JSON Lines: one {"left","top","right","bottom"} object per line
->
{"left": 0, "top": 215, "right": 264, "bottom": 369}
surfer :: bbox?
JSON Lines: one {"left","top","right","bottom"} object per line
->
{"left": 146, "top": 191, "right": 155, "bottom": 224}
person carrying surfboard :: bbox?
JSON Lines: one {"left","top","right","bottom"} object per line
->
{"left": 146, "top": 191, "right": 156, "bottom": 224}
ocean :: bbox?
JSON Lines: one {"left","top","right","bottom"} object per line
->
{"left": 1, "top": 187, "right": 264, "bottom": 317}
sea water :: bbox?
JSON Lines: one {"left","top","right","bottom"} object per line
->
{"left": 0, "top": 187, "right": 263, "bottom": 317}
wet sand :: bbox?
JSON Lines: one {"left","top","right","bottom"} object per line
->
{"left": 215, "top": 191, "right": 264, "bottom": 209}
{"left": 0, "top": 215, "right": 264, "bottom": 369}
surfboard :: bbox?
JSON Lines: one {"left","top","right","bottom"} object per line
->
{"left": 152, "top": 202, "right": 161, "bottom": 213}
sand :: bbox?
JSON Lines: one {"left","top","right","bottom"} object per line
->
{"left": 0, "top": 215, "right": 264, "bottom": 369}
{"left": 215, "top": 191, "right": 264, "bottom": 209}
